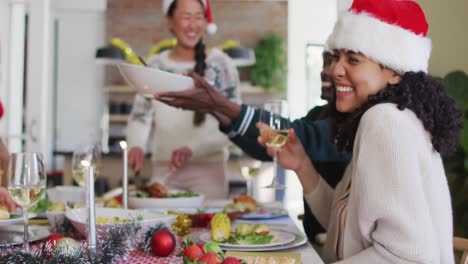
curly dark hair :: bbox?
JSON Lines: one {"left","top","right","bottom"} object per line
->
{"left": 167, "top": 0, "right": 207, "bottom": 126}
{"left": 330, "top": 72, "right": 464, "bottom": 157}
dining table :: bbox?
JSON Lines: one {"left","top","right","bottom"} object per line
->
{"left": 0, "top": 200, "right": 324, "bottom": 264}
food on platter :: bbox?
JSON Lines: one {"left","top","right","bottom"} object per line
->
{"left": 226, "top": 195, "right": 257, "bottom": 213}
{"left": 130, "top": 183, "right": 199, "bottom": 199}
{"left": 0, "top": 205, "right": 10, "bottom": 220}
{"left": 104, "top": 197, "right": 122, "bottom": 208}
{"left": 225, "top": 223, "right": 273, "bottom": 245}
{"left": 48, "top": 201, "right": 66, "bottom": 212}
{"left": 210, "top": 213, "right": 232, "bottom": 242}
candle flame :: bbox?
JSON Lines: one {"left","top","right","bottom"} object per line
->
{"left": 120, "top": 141, "right": 127, "bottom": 150}
{"left": 81, "top": 160, "right": 91, "bottom": 167}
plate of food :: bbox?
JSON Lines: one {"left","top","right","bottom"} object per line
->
{"left": 199, "top": 223, "right": 295, "bottom": 249}
{"left": 65, "top": 207, "right": 176, "bottom": 237}
{"left": 128, "top": 182, "right": 204, "bottom": 209}
{"left": 145, "top": 207, "right": 244, "bottom": 227}
{"left": 117, "top": 63, "right": 194, "bottom": 96}
{"left": 225, "top": 195, "right": 288, "bottom": 220}
{"left": 0, "top": 205, "right": 37, "bottom": 225}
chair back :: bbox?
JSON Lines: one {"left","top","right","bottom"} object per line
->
{"left": 454, "top": 237, "right": 468, "bottom": 264}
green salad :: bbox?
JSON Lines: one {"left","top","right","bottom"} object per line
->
{"left": 221, "top": 233, "right": 274, "bottom": 245}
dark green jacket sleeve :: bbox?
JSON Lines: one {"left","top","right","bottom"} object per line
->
{"left": 220, "top": 104, "right": 351, "bottom": 185}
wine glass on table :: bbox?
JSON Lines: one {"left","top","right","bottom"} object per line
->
{"left": 239, "top": 158, "right": 262, "bottom": 197}
{"left": 259, "top": 99, "right": 290, "bottom": 189}
{"left": 7, "top": 152, "right": 46, "bottom": 252}
{"left": 72, "top": 144, "right": 101, "bottom": 187}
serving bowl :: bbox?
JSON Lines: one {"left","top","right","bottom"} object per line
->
{"left": 46, "top": 186, "right": 85, "bottom": 204}
{"left": 117, "top": 63, "right": 194, "bottom": 95}
{"left": 128, "top": 193, "right": 205, "bottom": 209}
{"left": 65, "top": 208, "right": 175, "bottom": 237}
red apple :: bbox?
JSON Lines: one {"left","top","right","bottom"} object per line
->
{"left": 150, "top": 229, "right": 176, "bottom": 257}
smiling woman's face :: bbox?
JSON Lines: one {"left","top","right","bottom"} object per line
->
{"left": 331, "top": 49, "right": 401, "bottom": 113}
{"left": 166, "top": 0, "right": 205, "bottom": 49}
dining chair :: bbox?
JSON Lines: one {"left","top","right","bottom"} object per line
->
{"left": 454, "top": 236, "right": 468, "bottom": 264}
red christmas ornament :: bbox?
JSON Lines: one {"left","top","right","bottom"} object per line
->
{"left": 41, "top": 234, "right": 64, "bottom": 258}
{"left": 151, "top": 229, "right": 176, "bottom": 257}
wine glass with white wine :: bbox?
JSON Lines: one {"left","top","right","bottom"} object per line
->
{"left": 240, "top": 158, "right": 262, "bottom": 197}
{"left": 72, "top": 144, "right": 101, "bottom": 187}
{"left": 7, "top": 152, "right": 46, "bottom": 252}
{"left": 259, "top": 99, "right": 290, "bottom": 189}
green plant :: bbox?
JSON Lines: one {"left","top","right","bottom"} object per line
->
{"left": 250, "top": 33, "right": 287, "bottom": 94}
{"left": 443, "top": 70, "right": 468, "bottom": 239}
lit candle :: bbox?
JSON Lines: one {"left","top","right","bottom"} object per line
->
{"left": 82, "top": 160, "right": 96, "bottom": 254}
{"left": 120, "top": 141, "right": 128, "bottom": 209}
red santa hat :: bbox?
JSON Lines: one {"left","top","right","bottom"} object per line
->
{"left": 163, "top": 0, "right": 217, "bottom": 35}
{"left": 326, "top": 0, "right": 432, "bottom": 73}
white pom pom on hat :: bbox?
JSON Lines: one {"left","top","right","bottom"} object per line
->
{"left": 163, "top": 0, "right": 217, "bottom": 35}
{"left": 327, "top": 0, "right": 431, "bottom": 73}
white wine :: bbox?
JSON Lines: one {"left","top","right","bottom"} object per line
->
{"left": 260, "top": 129, "right": 289, "bottom": 148}
{"left": 72, "top": 164, "right": 100, "bottom": 187}
{"left": 240, "top": 166, "right": 260, "bottom": 180}
{"left": 8, "top": 186, "right": 45, "bottom": 208}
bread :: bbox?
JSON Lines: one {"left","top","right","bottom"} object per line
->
{"left": 233, "top": 195, "right": 257, "bottom": 213}
{"left": 0, "top": 205, "right": 10, "bottom": 220}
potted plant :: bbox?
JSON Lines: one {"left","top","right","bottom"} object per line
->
{"left": 250, "top": 33, "right": 287, "bottom": 94}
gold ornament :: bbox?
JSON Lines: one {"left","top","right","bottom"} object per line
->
{"left": 52, "top": 237, "right": 80, "bottom": 256}
{"left": 171, "top": 213, "right": 192, "bottom": 236}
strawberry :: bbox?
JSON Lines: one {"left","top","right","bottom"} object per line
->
{"left": 183, "top": 244, "right": 204, "bottom": 261}
{"left": 198, "top": 252, "right": 221, "bottom": 264}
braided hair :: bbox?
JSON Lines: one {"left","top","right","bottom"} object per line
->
{"left": 330, "top": 72, "right": 463, "bottom": 157}
{"left": 168, "top": 0, "right": 207, "bottom": 126}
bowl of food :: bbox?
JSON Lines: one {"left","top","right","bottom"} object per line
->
{"left": 128, "top": 183, "right": 204, "bottom": 209}
{"left": 117, "top": 63, "right": 194, "bottom": 96}
{"left": 65, "top": 207, "right": 175, "bottom": 237}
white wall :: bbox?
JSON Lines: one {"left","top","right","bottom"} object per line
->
{"left": 287, "top": 0, "right": 337, "bottom": 119}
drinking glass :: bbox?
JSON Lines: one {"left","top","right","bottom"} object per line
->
{"left": 259, "top": 99, "right": 290, "bottom": 189}
{"left": 72, "top": 144, "right": 101, "bottom": 187}
{"left": 240, "top": 159, "right": 262, "bottom": 197}
{"left": 7, "top": 152, "right": 46, "bottom": 252}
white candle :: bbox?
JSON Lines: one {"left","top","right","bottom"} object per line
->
{"left": 83, "top": 160, "right": 96, "bottom": 252}
{"left": 120, "top": 141, "right": 128, "bottom": 209}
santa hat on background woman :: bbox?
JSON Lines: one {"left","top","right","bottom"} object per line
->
{"left": 163, "top": 0, "right": 217, "bottom": 35}
{"left": 327, "top": 0, "right": 431, "bottom": 73}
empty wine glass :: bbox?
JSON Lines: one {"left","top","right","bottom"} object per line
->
{"left": 71, "top": 144, "right": 101, "bottom": 187}
{"left": 259, "top": 99, "right": 290, "bottom": 189}
{"left": 7, "top": 152, "right": 46, "bottom": 252}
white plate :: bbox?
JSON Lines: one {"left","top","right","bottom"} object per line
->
{"left": 0, "top": 213, "right": 37, "bottom": 226}
{"left": 199, "top": 230, "right": 295, "bottom": 249}
{"left": 0, "top": 225, "right": 50, "bottom": 247}
{"left": 117, "top": 63, "right": 194, "bottom": 95}
{"left": 220, "top": 231, "right": 308, "bottom": 252}
{"left": 46, "top": 185, "right": 85, "bottom": 203}
{"left": 240, "top": 208, "right": 289, "bottom": 220}
{"left": 65, "top": 208, "right": 175, "bottom": 237}
{"left": 128, "top": 193, "right": 205, "bottom": 209}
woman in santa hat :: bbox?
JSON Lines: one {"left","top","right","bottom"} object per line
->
{"left": 258, "top": 0, "right": 461, "bottom": 262}
{"left": 126, "top": 0, "right": 241, "bottom": 199}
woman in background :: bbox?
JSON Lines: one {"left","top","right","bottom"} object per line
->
{"left": 127, "top": 0, "right": 240, "bottom": 199}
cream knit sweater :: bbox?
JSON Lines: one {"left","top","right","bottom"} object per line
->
{"left": 126, "top": 48, "right": 241, "bottom": 162}
{"left": 305, "top": 103, "right": 454, "bottom": 263}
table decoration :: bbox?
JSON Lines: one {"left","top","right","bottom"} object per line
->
{"left": 171, "top": 214, "right": 192, "bottom": 236}
{"left": 119, "top": 141, "right": 128, "bottom": 209}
